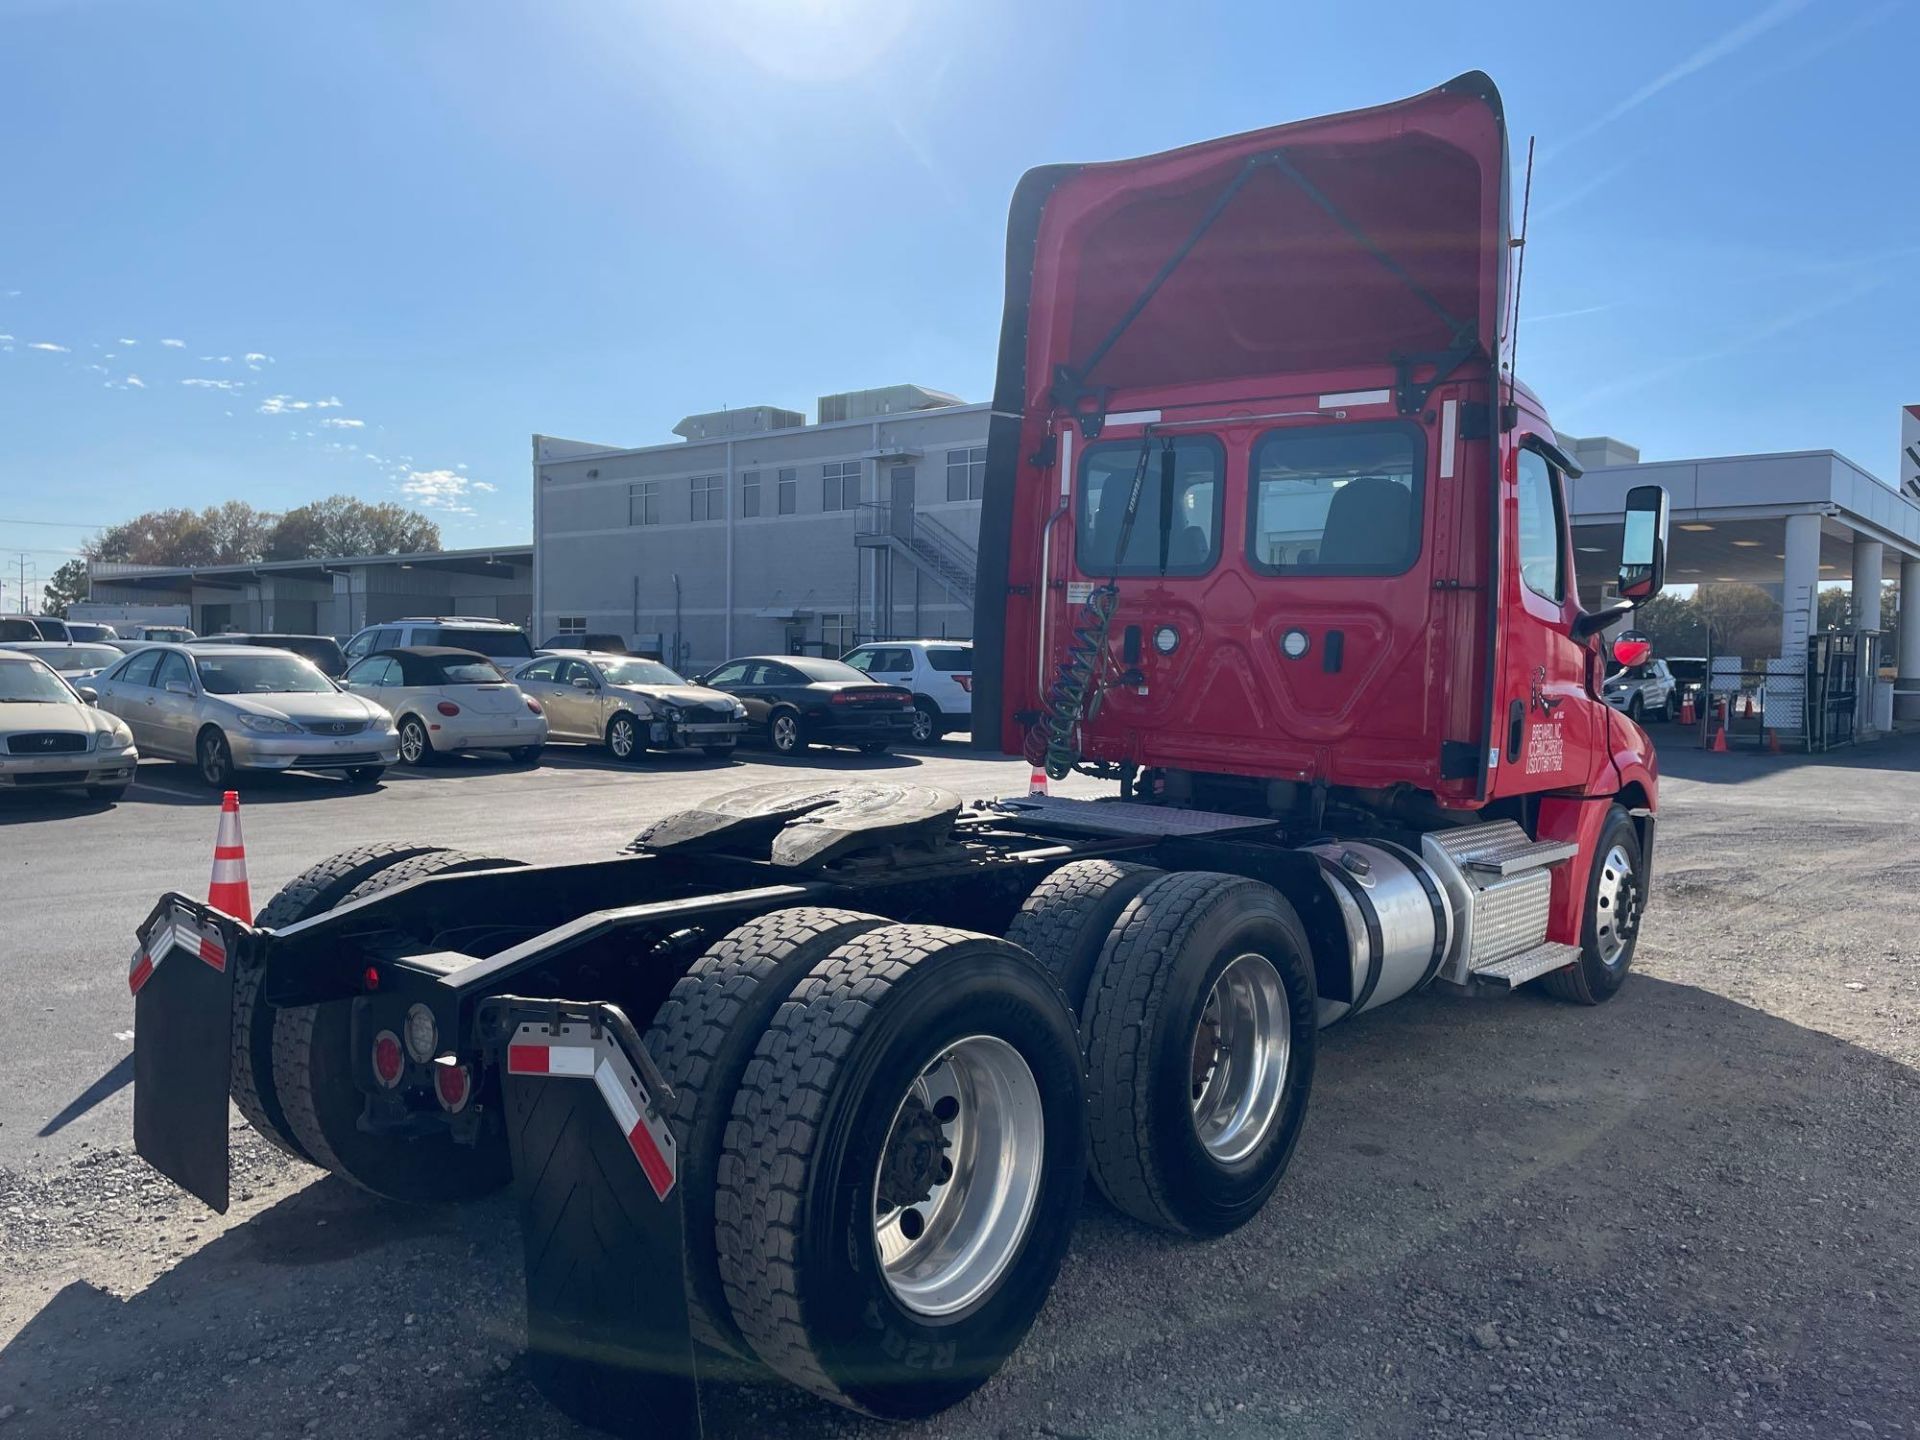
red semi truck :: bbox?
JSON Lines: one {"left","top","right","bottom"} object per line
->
{"left": 127, "top": 72, "right": 1667, "bottom": 1435}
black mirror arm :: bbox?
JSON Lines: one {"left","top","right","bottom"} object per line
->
{"left": 1571, "top": 598, "right": 1635, "bottom": 643}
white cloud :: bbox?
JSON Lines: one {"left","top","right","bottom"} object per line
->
{"left": 320, "top": 416, "right": 365, "bottom": 429}
{"left": 182, "top": 377, "right": 245, "bottom": 390}
{"left": 244, "top": 351, "right": 272, "bottom": 370}
{"left": 399, "top": 468, "right": 489, "bottom": 515}
{"left": 117, "top": 337, "right": 137, "bottom": 346}
{"left": 259, "top": 393, "right": 312, "bottom": 414}
{"left": 125, "top": 374, "right": 146, "bottom": 388}
{"left": 316, "top": 396, "right": 341, "bottom": 408}
{"left": 456, "top": 462, "right": 469, "bottom": 471}
{"left": 0, "top": 334, "right": 12, "bottom": 342}
{"left": 27, "top": 341, "right": 68, "bottom": 352}
{"left": 160, "top": 338, "right": 186, "bottom": 348}
{"left": 472, "top": 480, "right": 498, "bottom": 493}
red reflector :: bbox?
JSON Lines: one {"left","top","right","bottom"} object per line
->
{"left": 363, "top": 965, "right": 380, "bottom": 991}
{"left": 372, "top": 1031, "right": 405, "bottom": 1088}
{"left": 434, "top": 1063, "right": 471, "bottom": 1113}
{"left": 437, "top": 700, "right": 461, "bottom": 717}
{"left": 524, "top": 696, "right": 542, "bottom": 715}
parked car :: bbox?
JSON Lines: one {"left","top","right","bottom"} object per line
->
{"left": 512, "top": 651, "right": 747, "bottom": 761}
{"left": 0, "top": 648, "right": 138, "bottom": 801}
{"left": 121, "top": 624, "right": 196, "bottom": 643}
{"left": 1, "top": 615, "right": 70, "bottom": 642}
{"left": 342, "top": 646, "right": 547, "bottom": 766}
{"left": 193, "top": 633, "right": 348, "bottom": 678}
{"left": 0, "top": 641, "right": 126, "bottom": 681}
{"left": 343, "top": 616, "right": 534, "bottom": 667}
{"left": 839, "top": 639, "right": 973, "bottom": 743}
{"left": 62, "top": 621, "right": 120, "bottom": 642}
{"left": 538, "top": 632, "right": 629, "bottom": 654}
{"left": 1603, "top": 658, "right": 1677, "bottom": 723}
{"left": 93, "top": 643, "right": 396, "bottom": 787}
{"left": 697, "top": 654, "right": 915, "bottom": 756}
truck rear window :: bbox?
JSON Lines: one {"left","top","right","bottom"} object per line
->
{"left": 1248, "top": 423, "right": 1423, "bottom": 576}
{"left": 926, "top": 648, "right": 971, "bottom": 672}
{"left": 431, "top": 627, "right": 533, "bottom": 660}
{"left": 1074, "top": 436, "right": 1223, "bottom": 576}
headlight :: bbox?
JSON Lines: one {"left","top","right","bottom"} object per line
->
{"left": 236, "top": 713, "right": 303, "bottom": 735}
{"left": 95, "top": 728, "right": 132, "bottom": 751}
{"left": 731, "top": 703, "right": 748, "bottom": 719}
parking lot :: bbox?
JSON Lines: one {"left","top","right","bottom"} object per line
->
{"left": 2, "top": 738, "right": 1916, "bottom": 1439}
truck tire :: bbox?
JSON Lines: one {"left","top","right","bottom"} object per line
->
{"left": 641, "top": 907, "right": 891, "bottom": 1359}
{"left": 1081, "top": 871, "right": 1317, "bottom": 1237}
{"left": 1003, "top": 858, "right": 1164, "bottom": 1022}
{"left": 1543, "top": 806, "right": 1644, "bottom": 1005}
{"left": 715, "top": 925, "right": 1086, "bottom": 1418}
{"left": 234, "top": 842, "right": 446, "bottom": 1162}
{"left": 270, "top": 848, "right": 521, "bottom": 1202}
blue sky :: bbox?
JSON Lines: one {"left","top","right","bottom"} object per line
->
{"left": 1, "top": 0, "right": 1913, "bottom": 608}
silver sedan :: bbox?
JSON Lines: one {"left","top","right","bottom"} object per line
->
{"left": 510, "top": 651, "right": 748, "bottom": 761}
{"left": 92, "top": 643, "right": 399, "bottom": 788}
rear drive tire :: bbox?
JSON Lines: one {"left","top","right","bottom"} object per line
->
{"left": 1543, "top": 806, "right": 1644, "bottom": 1005}
{"left": 642, "top": 907, "right": 891, "bottom": 1359}
{"left": 1004, "top": 859, "right": 1164, "bottom": 1022}
{"left": 1081, "top": 871, "right": 1317, "bottom": 1237}
{"left": 270, "top": 848, "right": 522, "bottom": 1201}
{"left": 397, "top": 716, "right": 435, "bottom": 767}
{"left": 233, "top": 843, "right": 445, "bottom": 1162}
{"left": 715, "top": 925, "right": 1086, "bottom": 1418}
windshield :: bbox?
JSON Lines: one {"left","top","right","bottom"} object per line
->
{"left": 435, "top": 627, "right": 533, "bottom": 659}
{"left": 435, "top": 658, "right": 507, "bottom": 684}
{"left": 65, "top": 624, "right": 116, "bottom": 641}
{"left": 0, "top": 658, "right": 73, "bottom": 703}
{"left": 29, "top": 645, "right": 121, "bottom": 671}
{"left": 147, "top": 628, "right": 193, "bottom": 642}
{"left": 1249, "top": 424, "right": 1423, "bottom": 574}
{"left": 196, "top": 653, "right": 336, "bottom": 695}
{"left": 594, "top": 657, "right": 686, "bottom": 686}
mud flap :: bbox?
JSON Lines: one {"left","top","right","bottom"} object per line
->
{"left": 131, "top": 897, "right": 240, "bottom": 1213}
{"left": 480, "top": 998, "right": 702, "bottom": 1440}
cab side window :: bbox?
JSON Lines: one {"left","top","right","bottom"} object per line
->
{"left": 115, "top": 650, "right": 164, "bottom": 687}
{"left": 1516, "top": 448, "right": 1565, "bottom": 604}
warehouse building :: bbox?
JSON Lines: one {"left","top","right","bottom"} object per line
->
{"left": 533, "top": 384, "right": 988, "bottom": 672}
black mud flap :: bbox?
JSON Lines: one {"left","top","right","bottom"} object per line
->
{"left": 480, "top": 998, "right": 703, "bottom": 1440}
{"left": 131, "top": 896, "right": 241, "bottom": 1213}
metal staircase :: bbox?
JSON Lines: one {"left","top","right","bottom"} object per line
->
{"left": 856, "top": 507, "right": 977, "bottom": 610}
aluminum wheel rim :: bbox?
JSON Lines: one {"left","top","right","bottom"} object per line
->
{"left": 399, "top": 723, "right": 424, "bottom": 763}
{"left": 1593, "top": 843, "right": 1636, "bottom": 967}
{"left": 199, "top": 734, "right": 226, "bottom": 784}
{"left": 911, "top": 709, "right": 933, "bottom": 742}
{"left": 873, "top": 1035, "right": 1044, "bottom": 1319}
{"left": 772, "top": 715, "right": 797, "bottom": 751}
{"left": 609, "top": 719, "right": 634, "bottom": 757}
{"left": 1190, "top": 953, "right": 1289, "bottom": 1164}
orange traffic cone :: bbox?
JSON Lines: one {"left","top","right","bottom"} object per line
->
{"left": 1678, "top": 692, "right": 1695, "bottom": 726}
{"left": 207, "top": 790, "right": 254, "bottom": 921}
{"left": 1709, "top": 722, "right": 1728, "bottom": 753}
{"left": 1766, "top": 728, "right": 1782, "bottom": 755}
{"left": 1028, "top": 766, "right": 1049, "bottom": 797}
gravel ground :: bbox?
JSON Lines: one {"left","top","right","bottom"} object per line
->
{"left": 2, "top": 737, "right": 1916, "bottom": 1439}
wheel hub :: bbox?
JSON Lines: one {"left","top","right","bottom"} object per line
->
{"left": 1189, "top": 953, "right": 1289, "bottom": 1164}
{"left": 876, "top": 1094, "right": 950, "bottom": 1212}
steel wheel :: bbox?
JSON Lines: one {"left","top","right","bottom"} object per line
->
{"left": 872, "top": 1035, "right": 1044, "bottom": 1319}
{"left": 607, "top": 714, "right": 639, "bottom": 760}
{"left": 1592, "top": 843, "right": 1637, "bottom": 967}
{"left": 398, "top": 718, "right": 430, "bottom": 765}
{"left": 770, "top": 712, "right": 800, "bottom": 755}
{"left": 1189, "top": 952, "right": 1289, "bottom": 1165}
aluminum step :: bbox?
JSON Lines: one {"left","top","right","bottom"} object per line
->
{"left": 1470, "top": 940, "right": 1580, "bottom": 989}
{"left": 1461, "top": 837, "right": 1579, "bottom": 877}
{"left": 990, "top": 795, "right": 1277, "bottom": 838}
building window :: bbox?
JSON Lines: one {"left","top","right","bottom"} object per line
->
{"left": 777, "top": 467, "right": 797, "bottom": 515}
{"left": 741, "top": 470, "right": 761, "bottom": 518}
{"left": 822, "top": 460, "right": 861, "bottom": 512}
{"left": 691, "top": 473, "right": 724, "bottom": 522}
{"left": 628, "top": 481, "right": 659, "bottom": 526}
{"left": 556, "top": 615, "right": 586, "bottom": 635}
{"left": 820, "top": 612, "right": 854, "bottom": 654}
{"left": 946, "top": 446, "right": 987, "bottom": 502}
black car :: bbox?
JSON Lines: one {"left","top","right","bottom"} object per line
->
{"left": 192, "top": 633, "right": 349, "bottom": 678}
{"left": 698, "top": 654, "right": 915, "bottom": 756}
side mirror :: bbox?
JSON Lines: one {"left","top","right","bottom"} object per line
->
{"left": 78, "top": 686, "right": 99, "bottom": 705}
{"left": 1610, "top": 631, "right": 1653, "bottom": 669}
{"left": 572, "top": 675, "right": 597, "bottom": 690}
{"left": 1618, "top": 484, "right": 1669, "bottom": 602}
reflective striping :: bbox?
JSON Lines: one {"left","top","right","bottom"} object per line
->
{"left": 1319, "top": 388, "right": 1390, "bottom": 408}
{"left": 509, "top": 1023, "right": 677, "bottom": 1200}
{"left": 128, "top": 948, "right": 153, "bottom": 996}
{"left": 1440, "top": 399, "right": 1458, "bottom": 479}
{"left": 129, "top": 909, "right": 227, "bottom": 994}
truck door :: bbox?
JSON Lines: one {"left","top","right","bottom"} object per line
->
{"left": 1494, "top": 440, "right": 1599, "bottom": 794}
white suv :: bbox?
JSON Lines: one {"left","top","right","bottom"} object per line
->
{"left": 840, "top": 640, "right": 973, "bottom": 743}
{"left": 343, "top": 616, "right": 535, "bottom": 667}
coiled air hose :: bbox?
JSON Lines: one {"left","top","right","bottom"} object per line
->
{"left": 1036, "top": 433, "right": 1171, "bottom": 779}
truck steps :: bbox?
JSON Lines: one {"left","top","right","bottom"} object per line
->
{"left": 1461, "top": 837, "right": 1579, "bottom": 876}
{"left": 1469, "top": 940, "right": 1580, "bottom": 989}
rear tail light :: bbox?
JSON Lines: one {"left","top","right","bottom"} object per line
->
{"left": 952, "top": 674, "right": 972, "bottom": 692}
{"left": 524, "top": 696, "right": 542, "bottom": 715}
{"left": 437, "top": 700, "right": 461, "bottom": 717}
{"left": 371, "top": 1030, "right": 405, "bottom": 1089}
{"left": 434, "top": 1060, "right": 472, "bottom": 1114}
